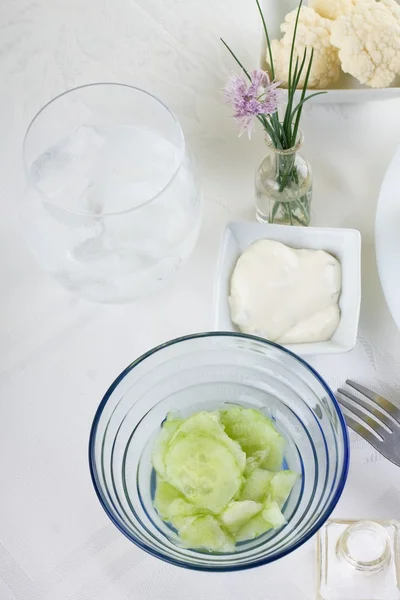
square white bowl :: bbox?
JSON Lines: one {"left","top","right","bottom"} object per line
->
{"left": 213, "top": 222, "right": 361, "bottom": 356}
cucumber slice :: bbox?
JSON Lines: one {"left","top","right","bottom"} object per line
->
{"left": 262, "top": 501, "right": 286, "bottom": 528}
{"left": 165, "top": 412, "right": 182, "bottom": 424}
{"left": 220, "top": 500, "right": 263, "bottom": 534}
{"left": 236, "top": 514, "right": 272, "bottom": 542}
{"left": 164, "top": 433, "right": 242, "bottom": 513}
{"left": 243, "top": 449, "right": 270, "bottom": 478}
{"left": 169, "top": 411, "right": 246, "bottom": 473}
{"left": 154, "top": 478, "right": 201, "bottom": 524}
{"left": 179, "top": 515, "right": 235, "bottom": 552}
{"left": 154, "top": 480, "right": 204, "bottom": 531}
{"left": 220, "top": 407, "right": 285, "bottom": 471}
{"left": 154, "top": 479, "right": 183, "bottom": 518}
{"left": 152, "top": 415, "right": 182, "bottom": 478}
{"left": 170, "top": 515, "right": 197, "bottom": 531}
{"left": 270, "top": 471, "right": 298, "bottom": 508}
{"left": 235, "top": 501, "right": 285, "bottom": 542}
{"left": 240, "top": 469, "right": 274, "bottom": 502}
{"left": 168, "top": 498, "right": 200, "bottom": 520}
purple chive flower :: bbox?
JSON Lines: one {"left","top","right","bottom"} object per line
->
{"left": 224, "top": 69, "right": 282, "bottom": 138}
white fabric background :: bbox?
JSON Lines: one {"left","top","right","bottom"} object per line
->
{"left": 0, "top": 0, "right": 400, "bottom": 598}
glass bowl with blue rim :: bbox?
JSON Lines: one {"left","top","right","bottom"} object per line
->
{"left": 88, "top": 332, "right": 349, "bottom": 571}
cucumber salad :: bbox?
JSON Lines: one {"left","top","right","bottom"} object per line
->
{"left": 152, "top": 407, "right": 298, "bottom": 552}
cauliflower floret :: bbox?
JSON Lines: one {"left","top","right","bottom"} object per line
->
{"left": 309, "top": 0, "right": 358, "bottom": 21}
{"left": 380, "top": 0, "right": 400, "bottom": 75}
{"left": 269, "top": 7, "right": 341, "bottom": 89}
{"left": 331, "top": 0, "right": 400, "bottom": 87}
{"left": 380, "top": 0, "right": 400, "bottom": 21}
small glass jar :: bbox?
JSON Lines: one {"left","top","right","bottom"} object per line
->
{"left": 255, "top": 130, "right": 312, "bottom": 226}
{"left": 316, "top": 519, "right": 400, "bottom": 600}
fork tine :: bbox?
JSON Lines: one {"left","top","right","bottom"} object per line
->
{"left": 337, "top": 391, "right": 388, "bottom": 440}
{"left": 346, "top": 380, "right": 400, "bottom": 423}
{"left": 337, "top": 388, "right": 397, "bottom": 433}
{"left": 342, "top": 412, "right": 386, "bottom": 452}
{"left": 342, "top": 412, "right": 400, "bottom": 467}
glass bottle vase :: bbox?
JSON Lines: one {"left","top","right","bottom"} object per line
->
{"left": 255, "top": 130, "right": 312, "bottom": 226}
{"left": 316, "top": 519, "right": 400, "bottom": 600}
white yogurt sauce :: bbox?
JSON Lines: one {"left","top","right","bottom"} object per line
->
{"left": 229, "top": 240, "right": 342, "bottom": 344}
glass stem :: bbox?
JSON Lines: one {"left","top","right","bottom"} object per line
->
{"left": 274, "top": 151, "right": 309, "bottom": 226}
{"left": 277, "top": 153, "right": 296, "bottom": 193}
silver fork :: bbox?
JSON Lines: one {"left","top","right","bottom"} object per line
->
{"left": 336, "top": 380, "right": 400, "bottom": 467}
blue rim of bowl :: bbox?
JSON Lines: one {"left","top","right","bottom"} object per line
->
{"left": 88, "top": 331, "right": 350, "bottom": 572}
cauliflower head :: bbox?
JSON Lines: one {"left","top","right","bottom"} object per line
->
{"left": 270, "top": 7, "right": 341, "bottom": 89}
{"left": 330, "top": 0, "right": 400, "bottom": 87}
{"left": 309, "top": 0, "right": 358, "bottom": 21}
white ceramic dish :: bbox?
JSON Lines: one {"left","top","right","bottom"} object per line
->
{"left": 375, "top": 145, "right": 400, "bottom": 331}
{"left": 260, "top": 0, "right": 400, "bottom": 104}
{"left": 213, "top": 222, "right": 361, "bottom": 356}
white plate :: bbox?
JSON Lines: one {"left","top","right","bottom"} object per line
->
{"left": 213, "top": 222, "right": 361, "bottom": 356}
{"left": 376, "top": 146, "right": 400, "bottom": 330}
{"left": 260, "top": 0, "right": 400, "bottom": 104}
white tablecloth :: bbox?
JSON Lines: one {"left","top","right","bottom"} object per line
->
{"left": 1, "top": 1, "right": 400, "bottom": 598}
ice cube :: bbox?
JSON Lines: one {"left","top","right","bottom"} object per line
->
{"left": 103, "top": 201, "right": 172, "bottom": 257}
{"left": 33, "top": 125, "right": 106, "bottom": 181}
{"left": 62, "top": 125, "right": 105, "bottom": 163}
{"left": 71, "top": 235, "right": 109, "bottom": 263}
{"left": 83, "top": 179, "right": 153, "bottom": 214}
{"left": 90, "top": 126, "right": 181, "bottom": 213}
{"left": 31, "top": 125, "right": 107, "bottom": 211}
{"left": 35, "top": 165, "right": 90, "bottom": 208}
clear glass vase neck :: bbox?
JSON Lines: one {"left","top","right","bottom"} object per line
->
{"left": 265, "top": 129, "right": 304, "bottom": 157}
